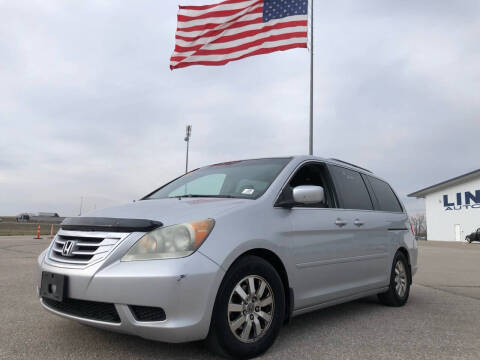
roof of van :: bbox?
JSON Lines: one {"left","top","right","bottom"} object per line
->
{"left": 209, "top": 155, "right": 374, "bottom": 175}
{"left": 288, "top": 155, "right": 374, "bottom": 174}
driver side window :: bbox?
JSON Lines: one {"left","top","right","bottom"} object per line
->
{"left": 287, "top": 163, "right": 334, "bottom": 208}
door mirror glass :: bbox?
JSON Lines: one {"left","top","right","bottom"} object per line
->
{"left": 292, "top": 185, "right": 325, "bottom": 204}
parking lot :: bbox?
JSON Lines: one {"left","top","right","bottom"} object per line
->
{"left": 1, "top": 237, "right": 479, "bottom": 360}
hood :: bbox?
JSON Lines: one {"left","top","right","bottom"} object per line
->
{"left": 83, "top": 197, "right": 253, "bottom": 227}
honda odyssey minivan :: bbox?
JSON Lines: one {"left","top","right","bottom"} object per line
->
{"left": 37, "top": 156, "right": 417, "bottom": 358}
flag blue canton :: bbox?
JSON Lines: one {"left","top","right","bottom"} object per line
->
{"left": 263, "top": 0, "right": 308, "bottom": 22}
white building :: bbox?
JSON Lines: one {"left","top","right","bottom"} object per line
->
{"left": 408, "top": 169, "right": 480, "bottom": 242}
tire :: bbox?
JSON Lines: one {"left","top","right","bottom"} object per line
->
{"left": 378, "top": 251, "right": 410, "bottom": 307}
{"left": 207, "top": 255, "right": 285, "bottom": 359}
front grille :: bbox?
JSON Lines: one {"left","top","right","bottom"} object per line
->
{"left": 130, "top": 305, "right": 166, "bottom": 322}
{"left": 42, "top": 297, "right": 121, "bottom": 323}
{"left": 48, "top": 230, "right": 130, "bottom": 268}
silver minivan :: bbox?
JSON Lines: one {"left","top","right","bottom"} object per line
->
{"left": 37, "top": 156, "right": 418, "bottom": 358}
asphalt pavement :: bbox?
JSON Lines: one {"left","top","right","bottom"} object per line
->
{"left": 0, "top": 236, "right": 479, "bottom": 359}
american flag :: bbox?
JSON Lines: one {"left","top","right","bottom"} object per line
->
{"left": 170, "top": 0, "right": 309, "bottom": 70}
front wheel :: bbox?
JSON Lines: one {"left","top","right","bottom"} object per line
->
{"left": 207, "top": 255, "right": 285, "bottom": 359}
{"left": 378, "top": 251, "right": 411, "bottom": 307}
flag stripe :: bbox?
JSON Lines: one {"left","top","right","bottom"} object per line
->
{"left": 175, "top": 18, "right": 307, "bottom": 44}
{"left": 178, "top": 1, "right": 263, "bottom": 21}
{"left": 171, "top": 37, "right": 306, "bottom": 66}
{"left": 177, "top": 12, "right": 263, "bottom": 33}
{"left": 172, "top": 42, "right": 306, "bottom": 69}
{"left": 172, "top": 31, "right": 306, "bottom": 59}
{"left": 179, "top": 0, "right": 254, "bottom": 12}
{"left": 173, "top": 26, "right": 307, "bottom": 56}
{"left": 180, "top": 1, "right": 259, "bottom": 16}
{"left": 176, "top": 17, "right": 263, "bottom": 38}
{"left": 177, "top": 6, "right": 263, "bottom": 29}
{"left": 170, "top": 0, "right": 308, "bottom": 70}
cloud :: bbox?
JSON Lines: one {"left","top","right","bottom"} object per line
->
{"left": 0, "top": 0, "right": 478, "bottom": 216}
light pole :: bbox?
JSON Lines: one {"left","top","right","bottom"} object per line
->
{"left": 78, "top": 196, "right": 83, "bottom": 216}
{"left": 309, "top": 0, "right": 314, "bottom": 155}
{"left": 184, "top": 125, "right": 192, "bottom": 173}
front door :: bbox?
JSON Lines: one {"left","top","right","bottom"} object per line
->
{"left": 289, "top": 207, "right": 370, "bottom": 309}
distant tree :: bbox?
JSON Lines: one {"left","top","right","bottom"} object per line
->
{"left": 410, "top": 214, "right": 427, "bottom": 237}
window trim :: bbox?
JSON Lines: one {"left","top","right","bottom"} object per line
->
{"left": 361, "top": 173, "right": 380, "bottom": 210}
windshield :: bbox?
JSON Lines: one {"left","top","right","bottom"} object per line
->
{"left": 144, "top": 158, "right": 291, "bottom": 200}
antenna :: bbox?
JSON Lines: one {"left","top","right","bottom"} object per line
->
{"left": 184, "top": 125, "right": 192, "bottom": 173}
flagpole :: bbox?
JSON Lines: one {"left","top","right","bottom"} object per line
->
{"left": 309, "top": 0, "right": 314, "bottom": 156}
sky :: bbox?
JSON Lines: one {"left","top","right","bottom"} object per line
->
{"left": 0, "top": 0, "right": 479, "bottom": 216}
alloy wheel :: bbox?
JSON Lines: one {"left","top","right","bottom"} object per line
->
{"left": 394, "top": 260, "right": 408, "bottom": 298}
{"left": 227, "top": 275, "right": 275, "bottom": 343}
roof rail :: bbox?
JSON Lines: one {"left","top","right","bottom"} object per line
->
{"left": 328, "top": 158, "right": 372, "bottom": 173}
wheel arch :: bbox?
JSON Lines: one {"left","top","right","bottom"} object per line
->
{"left": 396, "top": 246, "right": 412, "bottom": 285}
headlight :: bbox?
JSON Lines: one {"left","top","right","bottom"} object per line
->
{"left": 121, "top": 219, "right": 215, "bottom": 261}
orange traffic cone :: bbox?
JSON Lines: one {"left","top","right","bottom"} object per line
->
{"left": 34, "top": 224, "right": 42, "bottom": 239}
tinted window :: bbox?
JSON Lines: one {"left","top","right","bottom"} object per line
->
{"left": 367, "top": 176, "right": 403, "bottom": 213}
{"left": 328, "top": 165, "right": 373, "bottom": 210}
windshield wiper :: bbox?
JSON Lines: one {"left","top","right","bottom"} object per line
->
{"left": 172, "top": 194, "right": 238, "bottom": 199}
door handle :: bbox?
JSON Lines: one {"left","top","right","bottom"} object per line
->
{"left": 354, "top": 219, "right": 364, "bottom": 227}
{"left": 335, "top": 219, "right": 347, "bottom": 227}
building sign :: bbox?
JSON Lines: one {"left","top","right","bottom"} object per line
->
{"left": 443, "top": 190, "right": 480, "bottom": 211}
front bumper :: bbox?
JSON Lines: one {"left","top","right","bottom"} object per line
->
{"left": 37, "top": 249, "right": 224, "bottom": 343}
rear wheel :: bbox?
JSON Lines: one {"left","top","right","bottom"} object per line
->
{"left": 378, "top": 251, "right": 410, "bottom": 307}
{"left": 207, "top": 255, "right": 285, "bottom": 359}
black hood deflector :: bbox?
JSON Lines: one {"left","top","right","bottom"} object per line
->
{"left": 61, "top": 217, "right": 163, "bottom": 232}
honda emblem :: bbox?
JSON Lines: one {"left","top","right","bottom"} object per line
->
{"left": 62, "top": 240, "right": 76, "bottom": 257}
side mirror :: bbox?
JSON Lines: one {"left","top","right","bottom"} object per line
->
{"left": 292, "top": 185, "right": 325, "bottom": 204}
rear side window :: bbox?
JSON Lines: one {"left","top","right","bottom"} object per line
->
{"left": 366, "top": 176, "right": 403, "bottom": 213}
{"left": 328, "top": 165, "right": 373, "bottom": 210}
